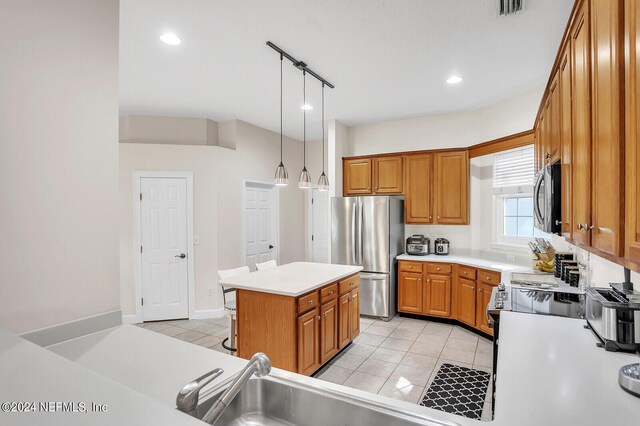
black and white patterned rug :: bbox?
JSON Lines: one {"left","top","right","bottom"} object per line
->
{"left": 420, "top": 363, "right": 490, "bottom": 420}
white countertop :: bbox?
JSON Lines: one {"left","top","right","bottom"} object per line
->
{"left": 18, "top": 312, "right": 640, "bottom": 426}
{"left": 0, "top": 328, "right": 204, "bottom": 426}
{"left": 494, "top": 312, "right": 640, "bottom": 425}
{"left": 219, "top": 262, "right": 363, "bottom": 297}
{"left": 397, "top": 254, "right": 531, "bottom": 284}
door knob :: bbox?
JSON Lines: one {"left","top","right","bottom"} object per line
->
{"left": 175, "top": 253, "right": 186, "bottom": 259}
{"left": 268, "top": 244, "right": 274, "bottom": 249}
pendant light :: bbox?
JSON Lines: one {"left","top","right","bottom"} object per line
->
{"left": 317, "top": 82, "right": 329, "bottom": 191}
{"left": 274, "top": 53, "right": 289, "bottom": 186}
{"left": 298, "top": 70, "right": 312, "bottom": 189}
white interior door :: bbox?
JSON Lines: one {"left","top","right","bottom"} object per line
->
{"left": 140, "top": 177, "right": 189, "bottom": 321}
{"left": 245, "top": 182, "right": 277, "bottom": 271}
{"left": 311, "top": 188, "right": 329, "bottom": 263}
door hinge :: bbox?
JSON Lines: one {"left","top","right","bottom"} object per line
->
{"left": 140, "top": 192, "right": 142, "bottom": 201}
{"left": 140, "top": 246, "right": 143, "bottom": 253}
{"left": 141, "top": 298, "right": 144, "bottom": 306}
{"left": 312, "top": 235, "right": 314, "bottom": 241}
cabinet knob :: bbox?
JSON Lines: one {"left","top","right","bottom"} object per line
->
{"left": 437, "top": 216, "right": 440, "bottom": 220}
{"left": 588, "top": 224, "right": 595, "bottom": 231}
{"left": 437, "top": 267, "right": 441, "bottom": 271}
{"left": 408, "top": 265, "right": 412, "bottom": 268}
{"left": 429, "top": 216, "right": 433, "bottom": 221}
{"left": 317, "top": 315, "right": 321, "bottom": 320}
{"left": 329, "top": 290, "right": 334, "bottom": 295}
{"left": 463, "top": 271, "right": 467, "bottom": 275}
{"left": 545, "top": 152, "right": 551, "bottom": 159}
{"left": 308, "top": 299, "right": 313, "bottom": 304}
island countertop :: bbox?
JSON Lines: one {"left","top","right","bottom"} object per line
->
{"left": 219, "top": 261, "right": 363, "bottom": 297}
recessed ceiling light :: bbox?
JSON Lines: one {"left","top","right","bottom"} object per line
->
{"left": 301, "top": 104, "right": 313, "bottom": 110}
{"left": 447, "top": 75, "right": 463, "bottom": 84}
{"left": 160, "top": 33, "right": 181, "bottom": 46}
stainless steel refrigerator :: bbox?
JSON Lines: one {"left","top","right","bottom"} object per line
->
{"left": 331, "top": 196, "right": 404, "bottom": 320}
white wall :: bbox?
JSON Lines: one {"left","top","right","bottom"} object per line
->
{"left": 347, "top": 87, "right": 542, "bottom": 157}
{"left": 119, "top": 118, "right": 310, "bottom": 316}
{"left": 0, "top": 0, "right": 120, "bottom": 333}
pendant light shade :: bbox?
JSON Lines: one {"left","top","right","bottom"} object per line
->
{"left": 298, "top": 70, "right": 311, "bottom": 189}
{"left": 274, "top": 54, "right": 289, "bottom": 186}
{"left": 298, "top": 167, "right": 312, "bottom": 188}
{"left": 317, "top": 83, "right": 330, "bottom": 191}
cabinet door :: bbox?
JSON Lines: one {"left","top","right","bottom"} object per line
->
{"left": 424, "top": 273, "right": 452, "bottom": 317}
{"left": 343, "top": 158, "right": 372, "bottom": 195}
{"left": 373, "top": 156, "right": 403, "bottom": 194}
{"left": 404, "top": 154, "right": 433, "bottom": 224}
{"left": 475, "top": 283, "right": 494, "bottom": 336}
{"left": 549, "top": 71, "right": 561, "bottom": 163}
{"left": 297, "top": 308, "right": 320, "bottom": 376}
{"left": 433, "top": 151, "right": 469, "bottom": 224}
{"left": 349, "top": 289, "right": 360, "bottom": 339}
{"left": 571, "top": 0, "right": 593, "bottom": 246}
{"left": 398, "top": 272, "right": 423, "bottom": 313}
{"left": 338, "top": 292, "right": 351, "bottom": 349}
{"left": 559, "top": 43, "right": 574, "bottom": 239}
{"left": 457, "top": 277, "right": 476, "bottom": 326}
{"left": 625, "top": 0, "right": 640, "bottom": 262}
{"left": 320, "top": 299, "right": 338, "bottom": 364}
{"left": 590, "top": 0, "right": 624, "bottom": 256}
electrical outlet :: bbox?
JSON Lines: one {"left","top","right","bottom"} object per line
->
{"left": 193, "top": 235, "right": 200, "bottom": 245}
{"left": 507, "top": 254, "right": 515, "bottom": 262}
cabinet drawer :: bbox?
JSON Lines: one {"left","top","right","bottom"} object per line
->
{"left": 320, "top": 283, "right": 338, "bottom": 302}
{"left": 426, "top": 263, "right": 452, "bottom": 274}
{"left": 478, "top": 269, "right": 501, "bottom": 285}
{"left": 458, "top": 265, "right": 477, "bottom": 280}
{"left": 399, "top": 261, "right": 423, "bottom": 273}
{"left": 339, "top": 274, "right": 360, "bottom": 295}
{"left": 297, "top": 291, "right": 319, "bottom": 314}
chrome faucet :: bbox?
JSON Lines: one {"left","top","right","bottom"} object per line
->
{"left": 201, "top": 353, "right": 271, "bottom": 425}
{"left": 176, "top": 368, "right": 224, "bottom": 412}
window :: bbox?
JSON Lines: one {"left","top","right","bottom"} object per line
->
{"left": 492, "top": 146, "right": 548, "bottom": 247}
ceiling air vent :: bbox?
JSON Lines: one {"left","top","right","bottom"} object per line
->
{"left": 498, "top": 0, "right": 525, "bottom": 16}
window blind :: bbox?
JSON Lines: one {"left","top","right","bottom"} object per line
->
{"left": 493, "top": 145, "right": 534, "bottom": 194}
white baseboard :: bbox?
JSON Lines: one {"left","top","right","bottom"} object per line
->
{"left": 190, "top": 308, "right": 225, "bottom": 320}
{"left": 122, "top": 314, "right": 139, "bottom": 325}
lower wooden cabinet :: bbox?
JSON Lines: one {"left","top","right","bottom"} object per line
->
{"left": 398, "top": 261, "right": 497, "bottom": 336}
{"left": 349, "top": 288, "right": 360, "bottom": 339}
{"left": 475, "top": 282, "right": 494, "bottom": 335}
{"left": 297, "top": 307, "right": 320, "bottom": 376}
{"left": 319, "top": 299, "right": 339, "bottom": 364}
{"left": 457, "top": 277, "right": 476, "bottom": 327}
{"left": 398, "top": 272, "right": 423, "bottom": 313}
{"left": 424, "top": 273, "right": 452, "bottom": 317}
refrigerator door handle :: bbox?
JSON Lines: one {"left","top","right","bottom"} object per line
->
{"left": 354, "top": 198, "right": 361, "bottom": 266}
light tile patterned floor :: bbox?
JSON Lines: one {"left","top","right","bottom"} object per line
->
{"left": 136, "top": 315, "right": 494, "bottom": 421}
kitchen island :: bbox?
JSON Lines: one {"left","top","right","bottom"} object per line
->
{"left": 219, "top": 262, "right": 363, "bottom": 375}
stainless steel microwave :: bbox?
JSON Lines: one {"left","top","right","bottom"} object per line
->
{"left": 533, "top": 162, "right": 561, "bottom": 235}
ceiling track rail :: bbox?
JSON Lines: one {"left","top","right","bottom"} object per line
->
{"left": 266, "top": 41, "right": 335, "bottom": 89}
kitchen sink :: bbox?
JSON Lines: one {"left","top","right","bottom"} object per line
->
{"left": 188, "top": 373, "right": 459, "bottom": 426}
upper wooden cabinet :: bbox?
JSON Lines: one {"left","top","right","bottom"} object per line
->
{"left": 404, "top": 153, "right": 433, "bottom": 224}
{"left": 373, "top": 156, "right": 403, "bottom": 194}
{"left": 559, "top": 42, "right": 574, "bottom": 239}
{"left": 343, "top": 150, "right": 469, "bottom": 225}
{"left": 625, "top": 0, "right": 640, "bottom": 263}
{"left": 548, "top": 71, "right": 561, "bottom": 164}
{"left": 343, "top": 156, "right": 403, "bottom": 196}
{"left": 434, "top": 151, "right": 469, "bottom": 225}
{"left": 343, "top": 158, "right": 372, "bottom": 195}
{"left": 589, "top": 0, "right": 624, "bottom": 257}
{"left": 571, "top": 0, "right": 593, "bottom": 247}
